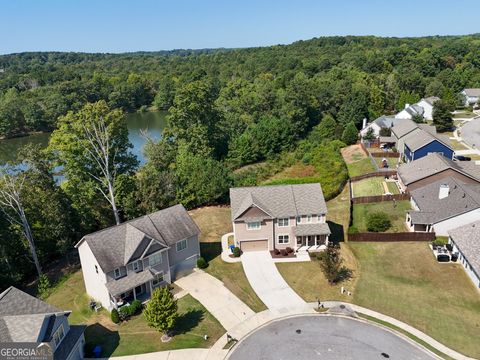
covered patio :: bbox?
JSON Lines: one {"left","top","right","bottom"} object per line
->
{"left": 294, "top": 223, "right": 331, "bottom": 251}
{"left": 106, "top": 270, "right": 156, "bottom": 309}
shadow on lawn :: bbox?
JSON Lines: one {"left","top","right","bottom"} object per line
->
{"left": 173, "top": 309, "right": 204, "bottom": 335}
{"left": 327, "top": 221, "right": 344, "bottom": 242}
{"left": 84, "top": 323, "right": 120, "bottom": 358}
{"left": 200, "top": 242, "right": 222, "bottom": 263}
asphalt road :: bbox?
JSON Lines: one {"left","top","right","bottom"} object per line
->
{"left": 228, "top": 315, "right": 438, "bottom": 360}
{"left": 461, "top": 118, "right": 480, "bottom": 149}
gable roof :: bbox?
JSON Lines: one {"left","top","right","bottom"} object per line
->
{"left": 391, "top": 119, "right": 419, "bottom": 139}
{"left": 409, "top": 177, "right": 480, "bottom": 224}
{"left": 403, "top": 129, "right": 452, "bottom": 152}
{"left": 398, "top": 153, "right": 480, "bottom": 185}
{"left": 0, "top": 287, "right": 66, "bottom": 343}
{"left": 463, "top": 88, "right": 480, "bottom": 97}
{"left": 448, "top": 220, "right": 480, "bottom": 278}
{"left": 76, "top": 204, "right": 200, "bottom": 272}
{"left": 372, "top": 115, "right": 402, "bottom": 128}
{"left": 230, "top": 183, "right": 327, "bottom": 221}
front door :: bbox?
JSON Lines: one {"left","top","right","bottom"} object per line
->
{"left": 135, "top": 284, "right": 144, "bottom": 297}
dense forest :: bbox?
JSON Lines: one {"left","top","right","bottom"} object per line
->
{"left": 1, "top": 34, "right": 480, "bottom": 289}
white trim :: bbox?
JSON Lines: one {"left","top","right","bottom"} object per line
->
{"left": 176, "top": 238, "right": 188, "bottom": 252}
{"left": 278, "top": 218, "right": 290, "bottom": 227}
{"left": 246, "top": 221, "right": 262, "bottom": 230}
{"left": 277, "top": 234, "right": 290, "bottom": 244}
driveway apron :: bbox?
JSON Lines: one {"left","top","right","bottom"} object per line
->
{"left": 241, "top": 251, "right": 306, "bottom": 311}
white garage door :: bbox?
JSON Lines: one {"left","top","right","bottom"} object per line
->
{"left": 240, "top": 240, "right": 268, "bottom": 252}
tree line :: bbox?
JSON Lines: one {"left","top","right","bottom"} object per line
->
{"left": 1, "top": 34, "right": 480, "bottom": 289}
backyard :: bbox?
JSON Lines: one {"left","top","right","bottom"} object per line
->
{"left": 373, "top": 156, "right": 399, "bottom": 169}
{"left": 189, "top": 206, "right": 267, "bottom": 312}
{"left": 351, "top": 177, "right": 399, "bottom": 197}
{"left": 350, "top": 242, "right": 480, "bottom": 358}
{"left": 45, "top": 271, "right": 225, "bottom": 357}
{"left": 341, "top": 145, "right": 376, "bottom": 177}
{"left": 352, "top": 201, "right": 410, "bottom": 232}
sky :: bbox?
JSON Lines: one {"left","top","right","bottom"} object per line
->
{"left": 1, "top": 0, "right": 479, "bottom": 54}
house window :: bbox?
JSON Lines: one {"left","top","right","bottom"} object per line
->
{"left": 132, "top": 260, "right": 141, "bottom": 272}
{"left": 95, "top": 265, "right": 98, "bottom": 274}
{"left": 114, "top": 268, "right": 121, "bottom": 279}
{"left": 278, "top": 235, "right": 289, "bottom": 244}
{"left": 150, "top": 252, "right": 162, "bottom": 266}
{"left": 296, "top": 216, "right": 302, "bottom": 224}
{"left": 247, "top": 221, "right": 261, "bottom": 230}
{"left": 306, "top": 215, "right": 312, "bottom": 223}
{"left": 317, "top": 214, "right": 324, "bottom": 222}
{"left": 278, "top": 218, "right": 289, "bottom": 227}
{"left": 176, "top": 239, "right": 187, "bottom": 252}
{"left": 152, "top": 273, "right": 164, "bottom": 287}
{"left": 53, "top": 324, "right": 65, "bottom": 347}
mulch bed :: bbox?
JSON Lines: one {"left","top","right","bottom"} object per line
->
{"left": 270, "top": 250, "right": 296, "bottom": 259}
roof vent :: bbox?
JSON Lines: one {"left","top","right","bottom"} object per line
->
{"left": 438, "top": 184, "right": 450, "bottom": 200}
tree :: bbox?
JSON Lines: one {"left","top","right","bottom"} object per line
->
{"left": 316, "top": 243, "right": 352, "bottom": 284}
{"left": 396, "top": 91, "right": 420, "bottom": 111}
{"left": 362, "top": 127, "right": 376, "bottom": 142}
{"left": 144, "top": 286, "right": 178, "bottom": 340}
{"left": 412, "top": 113, "right": 424, "bottom": 123}
{"left": 49, "top": 101, "right": 138, "bottom": 225}
{"left": 379, "top": 127, "right": 391, "bottom": 137}
{"left": 0, "top": 88, "right": 25, "bottom": 138}
{"left": 341, "top": 122, "right": 358, "bottom": 145}
{"left": 0, "top": 168, "right": 42, "bottom": 278}
{"left": 308, "top": 114, "right": 337, "bottom": 143}
{"left": 432, "top": 100, "right": 454, "bottom": 132}
{"left": 368, "top": 84, "right": 384, "bottom": 120}
{"left": 366, "top": 211, "right": 391, "bottom": 232}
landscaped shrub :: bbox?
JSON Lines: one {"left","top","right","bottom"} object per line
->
{"left": 197, "top": 257, "right": 208, "bottom": 269}
{"left": 432, "top": 237, "right": 448, "bottom": 247}
{"left": 280, "top": 249, "right": 287, "bottom": 256}
{"left": 111, "top": 308, "right": 120, "bottom": 324}
{"left": 274, "top": 248, "right": 280, "bottom": 255}
{"left": 233, "top": 247, "right": 241, "bottom": 257}
{"left": 366, "top": 211, "right": 391, "bottom": 232}
{"left": 130, "top": 300, "right": 143, "bottom": 315}
{"left": 37, "top": 274, "right": 51, "bottom": 299}
{"left": 286, "top": 247, "right": 293, "bottom": 253}
{"left": 119, "top": 305, "right": 131, "bottom": 320}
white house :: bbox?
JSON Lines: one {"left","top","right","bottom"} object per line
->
{"left": 461, "top": 88, "right": 480, "bottom": 107}
{"left": 406, "top": 177, "right": 480, "bottom": 236}
{"left": 395, "top": 97, "right": 439, "bottom": 121}
{"left": 416, "top": 96, "right": 440, "bottom": 120}
{"left": 448, "top": 220, "right": 480, "bottom": 290}
{"left": 360, "top": 115, "right": 402, "bottom": 137}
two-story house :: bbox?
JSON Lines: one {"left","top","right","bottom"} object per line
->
{"left": 75, "top": 204, "right": 200, "bottom": 311}
{"left": 229, "top": 183, "right": 330, "bottom": 252}
{"left": 0, "top": 286, "right": 85, "bottom": 360}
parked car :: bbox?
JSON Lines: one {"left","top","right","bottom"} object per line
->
{"left": 437, "top": 254, "right": 450, "bottom": 262}
{"left": 454, "top": 155, "right": 471, "bottom": 161}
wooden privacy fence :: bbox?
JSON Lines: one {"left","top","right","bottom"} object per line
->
{"left": 350, "top": 170, "right": 397, "bottom": 182}
{"left": 348, "top": 232, "right": 436, "bottom": 242}
{"left": 352, "top": 193, "right": 410, "bottom": 204}
{"left": 370, "top": 152, "right": 400, "bottom": 158}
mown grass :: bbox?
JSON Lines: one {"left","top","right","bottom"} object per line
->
{"left": 346, "top": 158, "right": 377, "bottom": 177}
{"left": 352, "top": 177, "right": 399, "bottom": 197}
{"left": 352, "top": 201, "right": 410, "bottom": 232}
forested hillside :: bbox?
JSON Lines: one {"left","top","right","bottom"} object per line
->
{"left": 1, "top": 34, "right": 480, "bottom": 289}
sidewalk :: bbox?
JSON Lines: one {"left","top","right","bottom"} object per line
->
{"left": 98, "top": 348, "right": 228, "bottom": 360}
{"left": 220, "top": 232, "right": 241, "bottom": 263}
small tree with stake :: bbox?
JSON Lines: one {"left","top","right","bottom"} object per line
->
{"left": 317, "top": 243, "right": 352, "bottom": 285}
{"left": 144, "top": 286, "right": 178, "bottom": 342}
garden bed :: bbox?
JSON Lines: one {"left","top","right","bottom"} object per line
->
{"left": 270, "top": 249, "right": 296, "bottom": 258}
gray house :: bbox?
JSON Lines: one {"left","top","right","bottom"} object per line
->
{"left": 0, "top": 287, "right": 85, "bottom": 360}
{"left": 75, "top": 204, "right": 200, "bottom": 310}
{"left": 230, "top": 183, "right": 330, "bottom": 252}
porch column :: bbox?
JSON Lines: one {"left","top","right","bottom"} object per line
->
{"left": 133, "top": 288, "right": 137, "bottom": 301}
{"left": 149, "top": 280, "right": 153, "bottom": 294}
{"left": 314, "top": 235, "right": 317, "bottom": 247}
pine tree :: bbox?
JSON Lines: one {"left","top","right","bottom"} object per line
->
{"left": 144, "top": 286, "right": 178, "bottom": 340}
{"left": 433, "top": 100, "right": 453, "bottom": 133}
{"left": 341, "top": 122, "right": 358, "bottom": 145}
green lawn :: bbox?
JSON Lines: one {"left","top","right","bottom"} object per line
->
{"left": 386, "top": 181, "right": 399, "bottom": 194}
{"left": 326, "top": 184, "right": 350, "bottom": 242}
{"left": 190, "top": 206, "right": 267, "bottom": 312}
{"left": 346, "top": 158, "right": 376, "bottom": 177}
{"left": 350, "top": 242, "right": 480, "bottom": 358}
{"left": 45, "top": 271, "right": 225, "bottom": 357}
{"left": 352, "top": 177, "right": 399, "bottom": 197}
{"left": 352, "top": 201, "right": 410, "bottom": 232}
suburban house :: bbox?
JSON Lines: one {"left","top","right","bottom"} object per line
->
{"left": 397, "top": 153, "right": 480, "bottom": 191}
{"left": 448, "top": 220, "right": 480, "bottom": 290}
{"left": 406, "top": 177, "right": 480, "bottom": 236}
{"left": 395, "top": 97, "right": 439, "bottom": 121}
{"left": 229, "top": 183, "right": 330, "bottom": 252}
{"left": 360, "top": 115, "right": 401, "bottom": 137}
{"left": 0, "top": 287, "right": 85, "bottom": 360}
{"left": 403, "top": 128, "right": 453, "bottom": 162}
{"left": 75, "top": 204, "right": 201, "bottom": 310}
{"left": 461, "top": 88, "right": 480, "bottom": 107}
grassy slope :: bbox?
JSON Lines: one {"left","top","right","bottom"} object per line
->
{"left": 346, "top": 158, "right": 377, "bottom": 177}
{"left": 45, "top": 271, "right": 225, "bottom": 357}
{"left": 352, "top": 201, "right": 411, "bottom": 232}
{"left": 189, "top": 206, "right": 267, "bottom": 312}
{"left": 351, "top": 242, "right": 480, "bottom": 358}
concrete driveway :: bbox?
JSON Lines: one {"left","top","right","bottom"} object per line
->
{"left": 175, "top": 270, "right": 255, "bottom": 331}
{"left": 241, "top": 251, "right": 306, "bottom": 311}
{"left": 228, "top": 315, "right": 438, "bottom": 360}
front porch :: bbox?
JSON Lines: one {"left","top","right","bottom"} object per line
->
{"left": 294, "top": 223, "right": 331, "bottom": 252}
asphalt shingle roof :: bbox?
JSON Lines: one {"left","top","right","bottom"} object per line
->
{"left": 294, "top": 223, "right": 331, "bottom": 236}
{"left": 423, "top": 96, "right": 440, "bottom": 106}
{"left": 230, "top": 183, "right": 327, "bottom": 221}
{"left": 403, "top": 129, "right": 452, "bottom": 152}
{"left": 398, "top": 153, "right": 480, "bottom": 185}
{"left": 105, "top": 270, "right": 155, "bottom": 296}
{"left": 463, "top": 88, "right": 480, "bottom": 97}
{"left": 391, "top": 119, "right": 419, "bottom": 139}
{"left": 77, "top": 204, "right": 200, "bottom": 272}
{"left": 409, "top": 177, "right": 480, "bottom": 224}
{"left": 448, "top": 220, "right": 480, "bottom": 279}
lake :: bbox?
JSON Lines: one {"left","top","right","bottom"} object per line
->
{"left": 0, "top": 111, "right": 167, "bottom": 166}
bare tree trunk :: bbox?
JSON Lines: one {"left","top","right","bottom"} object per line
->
{"left": 108, "top": 179, "right": 121, "bottom": 225}
{"left": 0, "top": 172, "right": 43, "bottom": 278}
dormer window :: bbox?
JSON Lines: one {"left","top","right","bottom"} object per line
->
{"left": 306, "top": 215, "right": 312, "bottom": 223}
{"left": 53, "top": 324, "right": 65, "bottom": 347}
{"left": 132, "top": 260, "right": 141, "bottom": 272}
{"left": 296, "top": 216, "right": 302, "bottom": 224}
{"left": 114, "top": 268, "right": 121, "bottom": 279}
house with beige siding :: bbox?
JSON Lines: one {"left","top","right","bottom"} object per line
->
{"left": 229, "top": 183, "right": 330, "bottom": 252}
{"left": 75, "top": 204, "right": 200, "bottom": 311}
